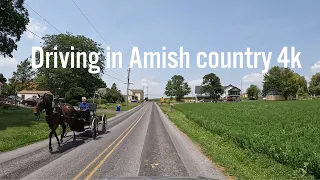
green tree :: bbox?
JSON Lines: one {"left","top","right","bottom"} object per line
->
{"left": 103, "top": 87, "right": 124, "bottom": 103}
{"left": 262, "top": 82, "right": 270, "bottom": 97}
{"left": 164, "top": 80, "right": 174, "bottom": 100}
{"left": 263, "top": 66, "right": 299, "bottom": 100}
{"left": 246, "top": 84, "right": 261, "bottom": 99}
{"left": 12, "top": 58, "right": 35, "bottom": 91}
{"left": 111, "top": 83, "right": 118, "bottom": 91}
{"left": 308, "top": 73, "right": 320, "bottom": 96}
{"left": 0, "top": 0, "right": 29, "bottom": 57}
{"left": 1, "top": 78, "right": 18, "bottom": 96}
{"left": 293, "top": 73, "right": 307, "bottom": 97}
{"left": 65, "top": 87, "right": 86, "bottom": 105}
{"left": 164, "top": 75, "right": 191, "bottom": 101}
{"left": 200, "top": 73, "right": 223, "bottom": 102}
{"left": 35, "top": 33, "right": 106, "bottom": 98}
{"left": 0, "top": 73, "right": 7, "bottom": 84}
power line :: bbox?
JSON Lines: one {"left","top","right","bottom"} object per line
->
{"left": 26, "top": 28, "right": 44, "bottom": 40}
{"left": 70, "top": 0, "right": 128, "bottom": 82}
{"left": 105, "top": 73, "right": 125, "bottom": 83}
{"left": 25, "top": 3, "right": 62, "bottom": 34}
{"left": 71, "top": 0, "right": 110, "bottom": 46}
{"left": 107, "top": 68, "right": 127, "bottom": 80}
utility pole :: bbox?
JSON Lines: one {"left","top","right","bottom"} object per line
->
{"left": 143, "top": 86, "right": 145, "bottom": 101}
{"left": 147, "top": 86, "right": 148, "bottom": 99}
{"left": 241, "top": 80, "right": 243, "bottom": 96}
{"left": 124, "top": 67, "right": 133, "bottom": 106}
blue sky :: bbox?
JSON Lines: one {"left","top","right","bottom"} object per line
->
{"left": 0, "top": 0, "right": 319, "bottom": 98}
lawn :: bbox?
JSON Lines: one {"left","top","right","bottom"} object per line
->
{"left": 0, "top": 107, "right": 50, "bottom": 152}
{"left": 159, "top": 100, "right": 320, "bottom": 179}
{"left": 98, "top": 102, "right": 139, "bottom": 111}
{"left": 0, "top": 106, "right": 116, "bottom": 152}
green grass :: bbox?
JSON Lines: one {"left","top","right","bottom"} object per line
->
{"left": 0, "top": 107, "right": 51, "bottom": 152}
{"left": 98, "top": 103, "right": 139, "bottom": 111}
{"left": 158, "top": 101, "right": 317, "bottom": 179}
{"left": 96, "top": 112, "right": 116, "bottom": 119}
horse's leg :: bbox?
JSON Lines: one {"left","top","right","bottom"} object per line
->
{"left": 49, "top": 130, "right": 53, "bottom": 151}
{"left": 73, "top": 131, "right": 76, "bottom": 141}
{"left": 60, "top": 122, "right": 66, "bottom": 143}
{"left": 53, "top": 129, "right": 60, "bottom": 146}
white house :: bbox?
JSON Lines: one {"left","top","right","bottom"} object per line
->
{"left": 17, "top": 90, "right": 52, "bottom": 100}
{"left": 195, "top": 84, "right": 241, "bottom": 102}
{"left": 125, "top": 89, "right": 144, "bottom": 102}
{"left": 220, "top": 84, "right": 241, "bottom": 101}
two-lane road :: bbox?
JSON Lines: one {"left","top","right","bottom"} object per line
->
{"left": 0, "top": 102, "right": 226, "bottom": 180}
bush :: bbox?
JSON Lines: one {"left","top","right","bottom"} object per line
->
{"left": 68, "top": 99, "right": 79, "bottom": 106}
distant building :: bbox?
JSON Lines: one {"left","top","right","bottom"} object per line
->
{"left": 221, "top": 84, "right": 241, "bottom": 101}
{"left": 17, "top": 90, "right": 52, "bottom": 101}
{"left": 195, "top": 84, "right": 241, "bottom": 102}
{"left": 126, "top": 89, "right": 144, "bottom": 102}
{"left": 266, "top": 91, "right": 285, "bottom": 100}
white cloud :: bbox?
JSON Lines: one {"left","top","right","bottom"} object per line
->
{"left": 0, "top": 57, "right": 19, "bottom": 78}
{"left": 242, "top": 73, "right": 264, "bottom": 83}
{"left": 188, "top": 79, "right": 202, "bottom": 88}
{"left": 139, "top": 77, "right": 164, "bottom": 98}
{"left": 25, "top": 18, "right": 47, "bottom": 40}
{"left": 140, "top": 76, "right": 160, "bottom": 87}
{"left": 311, "top": 61, "right": 320, "bottom": 72}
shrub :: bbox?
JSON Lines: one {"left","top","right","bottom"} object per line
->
{"left": 68, "top": 99, "right": 79, "bottom": 106}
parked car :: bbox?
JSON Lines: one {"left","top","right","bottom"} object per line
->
{"left": 225, "top": 96, "right": 234, "bottom": 102}
{"left": 7, "top": 96, "right": 22, "bottom": 104}
{"left": 22, "top": 98, "right": 38, "bottom": 106}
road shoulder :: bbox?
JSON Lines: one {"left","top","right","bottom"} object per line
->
{"left": 155, "top": 103, "right": 227, "bottom": 180}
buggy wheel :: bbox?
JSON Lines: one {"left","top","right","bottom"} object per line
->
{"left": 102, "top": 114, "right": 107, "bottom": 133}
{"left": 91, "top": 117, "right": 98, "bottom": 139}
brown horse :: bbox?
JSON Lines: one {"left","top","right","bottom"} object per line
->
{"left": 34, "top": 93, "right": 80, "bottom": 151}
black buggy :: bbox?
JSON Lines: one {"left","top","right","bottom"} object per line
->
{"left": 74, "top": 103, "right": 107, "bottom": 139}
{"left": 53, "top": 97, "right": 107, "bottom": 139}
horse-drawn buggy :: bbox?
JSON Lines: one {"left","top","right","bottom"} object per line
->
{"left": 71, "top": 102, "right": 107, "bottom": 139}
{"left": 34, "top": 93, "right": 107, "bottom": 151}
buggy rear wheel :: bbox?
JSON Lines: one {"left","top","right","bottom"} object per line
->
{"left": 101, "top": 114, "right": 107, "bottom": 133}
{"left": 91, "top": 117, "right": 98, "bottom": 139}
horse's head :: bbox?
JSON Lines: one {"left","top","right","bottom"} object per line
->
{"left": 33, "top": 93, "right": 54, "bottom": 116}
{"left": 33, "top": 94, "right": 44, "bottom": 116}
{"left": 42, "top": 93, "right": 53, "bottom": 108}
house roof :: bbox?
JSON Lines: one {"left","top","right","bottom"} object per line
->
{"left": 129, "top": 89, "right": 144, "bottom": 93}
{"left": 195, "top": 84, "right": 240, "bottom": 94}
{"left": 195, "top": 86, "right": 203, "bottom": 94}
{"left": 17, "top": 90, "right": 52, "bottom": 95}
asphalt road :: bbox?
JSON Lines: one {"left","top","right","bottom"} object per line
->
{"left": 0, "top": 102, "right": 226, "bottom": 180}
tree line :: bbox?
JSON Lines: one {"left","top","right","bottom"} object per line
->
{"left": 164, "top": 73, "right": 224, "bottom": 102}
{"left": 247, "top": 66, "right": 319, "bottom": 100}
{"left": 165, "top": 66, "right": 320, "bottom": 102}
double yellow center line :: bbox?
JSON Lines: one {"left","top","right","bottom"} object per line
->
{"left": 73, "top": 104, "right": 151, "bottom": 180}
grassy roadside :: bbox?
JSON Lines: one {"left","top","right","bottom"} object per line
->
{"left": 96, "top": 112, "right": 116, "bottom": 118}
{"left": 98, "top": 103, "right": 139, "bottom": 111}
{"left": 0, "top": 106, "right": 116, "bottom": 152}
{"left": 158, "top": 103, "right": 314, "bottom": 180}
{"left": 0, "top": 108, "right": 50, "bottom": 152}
